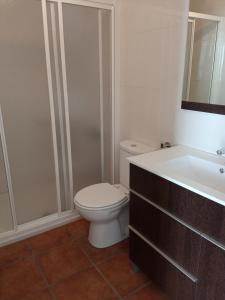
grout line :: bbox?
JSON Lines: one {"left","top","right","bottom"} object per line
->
{"left": 33, "top": 253, "right": 51, "bottom": 289}
{"left": 95, "top": 248, "right": 129, "bottom": 266}
{"left": 24, "top": 231, "right": 95, "bottom": 290}
{"left": 31, "top": 251, "right": 68, "bottom": 300}
{"left": 94, "top": 264, "right": 123, "bottom": 300}
{"left": 50, "top": 265, "right": 94, "bottom": 289}
{"left": 48, "top": 287, "right": 58, "bottom": 300}
{"left": 122, "top": 281, "right": 152, "bottom": 299}
{"left": 0, "top": 240, "right": 33, "bottom": 270}
{"left": 0, "top": 256, "right": 28, "bottom": 270}
{"left": 78, "top": 242, "right": 154, "bottom": 300}
{"left": 2, "top": 224, "right": 147, "bottom": 300}
{"left": 34, "top": 250, "right": 94, "bottom": 298}
{"left": 19, "top": 253, "right": 55, "bottom": 300}
{"left": 78, "top": 245, "right": 122, "bottom": 300}
{"left": 29, "top": 244, "right": 56, "bottom": 300}
{"left": 77, "top": 246, "right": 95, "bottom": 267}
{"left": 76, "top": 238, "right": 129, "bottom": 266}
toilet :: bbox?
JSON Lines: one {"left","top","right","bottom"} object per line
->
{"left": 74, "top": 140, "right": 154, "bottom": 248}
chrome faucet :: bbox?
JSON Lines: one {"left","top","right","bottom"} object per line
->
{"left": 216, "top": 147, "right": 225, "bottom": 156}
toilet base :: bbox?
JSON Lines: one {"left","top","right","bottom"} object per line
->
{"left": 88, "top": 219, "right": 126, "bottom": 248}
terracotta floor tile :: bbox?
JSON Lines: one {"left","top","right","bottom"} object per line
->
{"left": 38, "top": 243, "right": 91, "bottom": 284}
{"left": 0, "top": 257, "right": 46, "bottom": 300}
{"left": 97, "top": 252, "right": 149, "bottom": 297}
{"left": 28, "top": 226, "right": 70, "bottom": 254}
{"left": 126, "top": 284, "right": 169, "bottom": 300}
{"left": 0, "top": 220, "right": 168, "bottom": 300}
{"left": 23, "top": 289, "right": 53, "bottom": 300}
{"left": 78, "top": 237, "right": 129, "bottom": 263}
{"left": 53, "top": 268, "right": 118, "bottom": 300}
{"left": 0, "top": 240, "right": 30, "bottom": 267}
{"left": 66, "top": 219, "right": 89, "bottom": 240}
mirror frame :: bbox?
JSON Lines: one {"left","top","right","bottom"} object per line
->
{"left": 182, "top": 101, "right": 225, "bottom": 115}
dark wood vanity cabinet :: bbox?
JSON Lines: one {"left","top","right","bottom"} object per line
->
{"left": 130, "top": 164, "right": 225, "bottom": 245}
{"left": 196, "top": 239, "right": 225, "bottom": 300}
{"left": 130, "top": 192, "right": 201, "bottom": 277}
{"left": 130, "top": 231, "right": 197, "bottom": 300}
{"left": 129, "top": 164, "right": 225, "bottom": 300}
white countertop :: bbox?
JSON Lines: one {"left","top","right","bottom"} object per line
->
{"left": 128, "top": 145, "right": 225, "bottom": 207}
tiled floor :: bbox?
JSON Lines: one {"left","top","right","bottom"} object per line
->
{"left": 0, "top": 219, "right": 169, "bottom": 300}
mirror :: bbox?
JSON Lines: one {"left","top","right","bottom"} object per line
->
{"left": 181, "top": 0, "right": 225, "bottom": 114}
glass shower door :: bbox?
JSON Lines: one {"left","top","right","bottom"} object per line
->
{"left": 61, "top": 3, "right": 113, "bottom": 195}
{"left": 0, "top": 0, "right": 59, "bottom": 224}
{"left": 0, "top": 0, "right": 114, "bottom": 231}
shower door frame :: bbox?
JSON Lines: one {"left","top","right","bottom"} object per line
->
{"left": 185, "top": 12, "right": 222, "bottom": 103}
{"left": 0, "top": 0, "right": 119, "bottom": 246}
{"left": 44, "top": 0, "right": 117, "bottom": 202}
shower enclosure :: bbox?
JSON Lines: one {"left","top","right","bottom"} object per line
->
{"left": 0, "top": 0, "right": 116, "bottom": 244}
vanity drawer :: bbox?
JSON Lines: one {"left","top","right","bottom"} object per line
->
{"left": 130, "top": 192, "right": 201, "bottom": 277}
{"left": 169, "top": 183, "right": 225, "bottom": 245}
{"left": 129, "top": 230, "right": 197, "bottom": 300}
{"left": 196, "top": 238, "right": 225, "bottom": 300}
{"left": 130, "top": 164, "right": 225, "bottom": 245}
{"left": 130, "top": 164, "right": 170, "bottom": 209}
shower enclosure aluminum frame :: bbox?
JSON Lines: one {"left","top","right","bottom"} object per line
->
{"left": 182, "top": 11, "right": 225, "bottom": 114}
{"left": 184, "top": 12, "right": 222, "bottom": 103}
{"left": 0, "top": 0, "right": 118, "bottom": 246}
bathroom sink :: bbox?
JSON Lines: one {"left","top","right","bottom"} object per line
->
{"left": 162, "top": 155, "right": 225, "bottom": 194}
{"left": 128, "top": 145, "right": 225, "bottom": 206}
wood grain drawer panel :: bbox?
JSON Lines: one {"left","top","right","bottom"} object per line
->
{"left": 196, "top": 239, "right": 225, "bottom": 300}
{"left": 129, "top": 231, "right": 197, "bottom": 300}
{"left": 130, "top": 164, "right": 225, "bottom": 244}
{"left": 130, "top": 192, "right": 201, "bottom": 276}
{"left": 130, "top": 164, "right": 170, "bottom": 209}
{"left": 169, "top": 183, "right": 225, "bottom": 245}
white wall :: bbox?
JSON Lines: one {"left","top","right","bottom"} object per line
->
{"left": 119, "top": 0, "right": 189, "bottom": 148}
{"left": 119, "top": 0, "right": 225, "bottom": 154}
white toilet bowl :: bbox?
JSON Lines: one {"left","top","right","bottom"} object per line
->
{"left": 74, "top": 140, "right": 154, "bottom": 249}
{"left": 74, "top": 183, "right": 129, "bottom": 248}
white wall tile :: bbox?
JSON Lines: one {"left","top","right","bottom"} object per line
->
{"left": 119, "top": 0, "right": 225, "bottom": 154}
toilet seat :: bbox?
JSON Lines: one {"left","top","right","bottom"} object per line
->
{"left": 74, "top": 183, "right": 128, "bottom": 210}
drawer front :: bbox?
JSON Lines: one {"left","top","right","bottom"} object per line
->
{"left": 196, "top": 239, "right": 225, "bottom": 300}
{"left": 169, "top": 183, "right": 225, "bottom": 245}
{"left": 130, "top": 192, "right": 201, "bottom": 277}
{"left": 130, "top": 230, "right": 197, "bottom": 300}
{"left": 130, "top": 164, "right": 225, "bottom": 245}
{"left": 130, "top": 164, "right": 170, "bottom": 209}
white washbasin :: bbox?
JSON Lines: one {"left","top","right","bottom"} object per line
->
{"left": 162, "top": 155, "right": 225, "bottom": 194}
{"left": 128, "top": 145, "right": 225, "bottom": 206}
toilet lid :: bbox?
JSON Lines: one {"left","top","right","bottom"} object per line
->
{"left": 74, "top": 183, "right": 127, "bottom": 209}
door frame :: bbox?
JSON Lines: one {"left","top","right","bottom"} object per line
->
{"left": 42, "top": 0, "right": 118, "bottom": 210}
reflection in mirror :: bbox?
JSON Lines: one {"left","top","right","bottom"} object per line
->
{"left": 182, "top": 0, "right": 225, "bottom": 110}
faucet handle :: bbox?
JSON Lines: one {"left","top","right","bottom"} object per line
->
{"left": 161, "top": 142, "right": 172, "bottom": 149}
{"left": 216, "top": 148, "right": 225, "bottom": 156}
